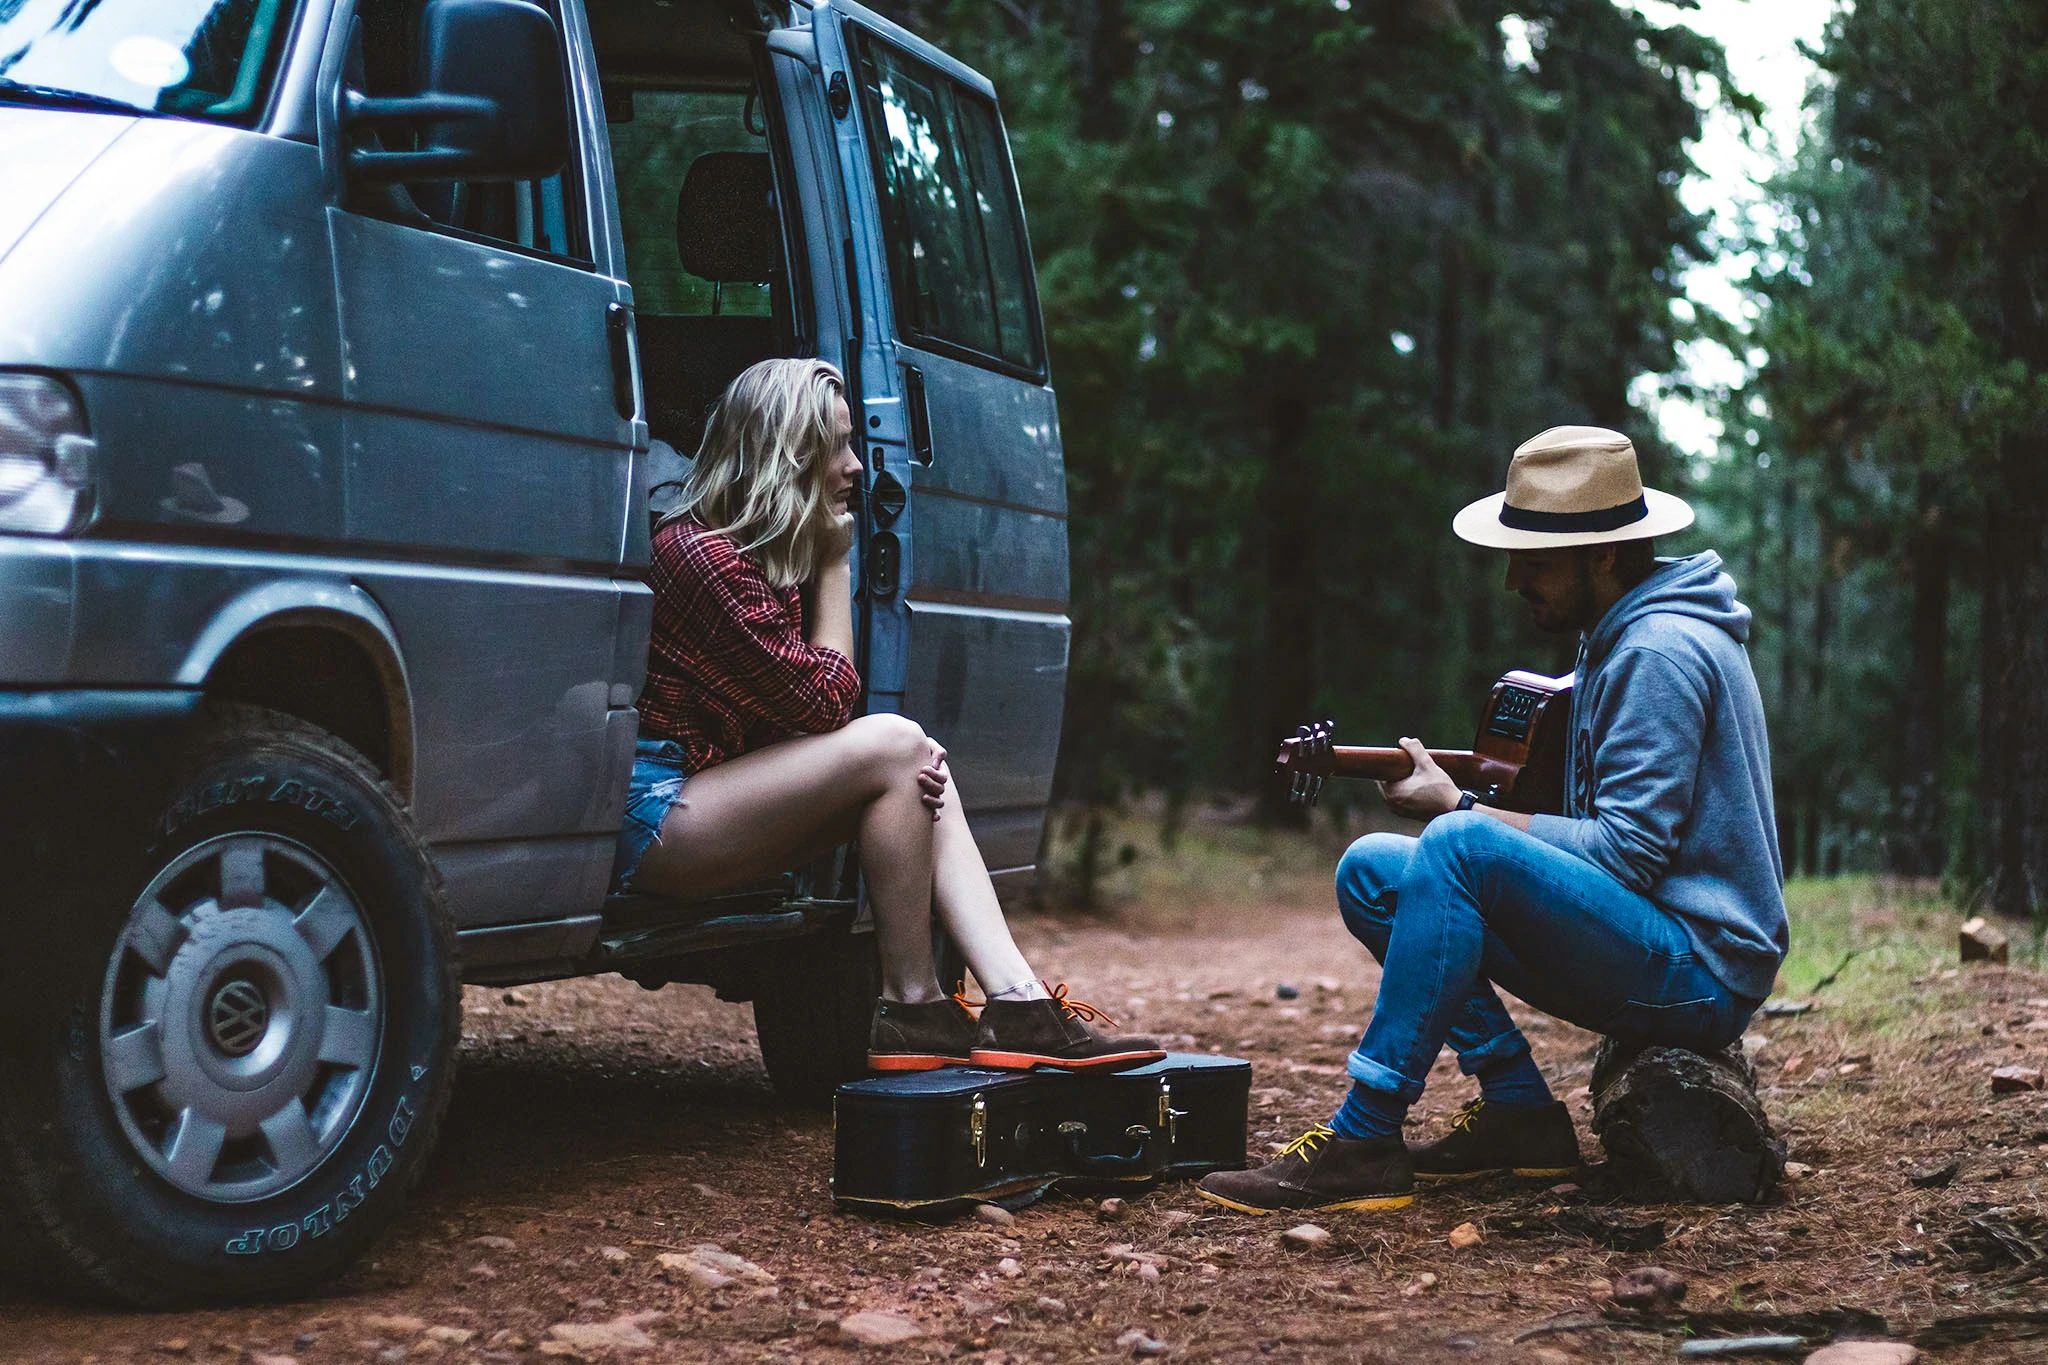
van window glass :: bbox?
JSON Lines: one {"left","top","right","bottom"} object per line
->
{"left": 348, "top": 0, "right": 589, "bottom": 263}
{"left": 0, "top": 0, "right": 301, "bottom": 125}
{"left": 854, "top": 35, "right": 1042, "bottom": 376}
{"left": 607, "top": 88, "right": 774, "bottom": 319}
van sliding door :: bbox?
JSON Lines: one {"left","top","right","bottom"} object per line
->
{"left": 818, "top": 3, "right": 1068, "bottom": 886}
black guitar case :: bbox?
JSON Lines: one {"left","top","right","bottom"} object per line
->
{"left": 831, "top": 1053, "right": 1251, "bottom": 1214}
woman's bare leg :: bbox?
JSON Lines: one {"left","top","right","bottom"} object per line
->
{"left": 630, "top": 713, "right": 947, "bottom": 1002}
{"left": 927, "top": 762, "right": 1038, "bottom": 997}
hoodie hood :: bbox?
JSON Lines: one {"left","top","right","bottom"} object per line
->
{"left": 0, "top": 107, "right": 133, "bottom": 267}
{"left": 1585, "top": 550, "right": 1750, "bottom": 667}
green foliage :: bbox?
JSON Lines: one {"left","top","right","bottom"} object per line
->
{"left": 1713, "top": 0, "right": 2048, "bottom": 911}
{"left": 874, "top": 0, "right": 1729, "bottom": 859}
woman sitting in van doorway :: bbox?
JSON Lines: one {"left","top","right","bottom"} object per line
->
{"left": 617, "top": 357, "right": 1161, "bottom": 1074}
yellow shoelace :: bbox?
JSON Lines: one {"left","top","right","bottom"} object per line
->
{"left": 1449, "top": 1098, "right": 1488, "bottom": 1133}
{"left": 1279, "top": 1125, "right": 1337, "bottom": 1160}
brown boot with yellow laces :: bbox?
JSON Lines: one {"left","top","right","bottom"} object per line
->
{"left": 1409, "top": 1097, "right": 1580, "bottom": 1182}
{"left": 969, "top": 983, "right": 1164, "bottom": 1071}
{"left": 1196, "top": 1124, "right": 1415, "bottom": 1215}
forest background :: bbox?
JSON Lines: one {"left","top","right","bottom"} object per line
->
{"left": 866, "top": 0, "right": 2048, "bottom": 921}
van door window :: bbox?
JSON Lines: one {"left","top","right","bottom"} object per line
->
{"left": 346, "top": 0, "right": 588, "bottom": 262}
{"left": 0, "top": 0, "right": 301, "bottom": 125}
{"left": 607, "top": 86, "right": 794, "bottom": 452}
{"left": 852, "top": 34, "right": 1043, "bottom": 378}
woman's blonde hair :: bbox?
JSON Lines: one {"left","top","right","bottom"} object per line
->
{"left": 664, "top": 357, "right": 849, "bottom": 589}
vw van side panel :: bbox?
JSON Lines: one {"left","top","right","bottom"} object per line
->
{"left": 0, "top": 23, "right": 640, "bottom": 931}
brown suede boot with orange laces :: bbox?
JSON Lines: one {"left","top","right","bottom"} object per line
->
{"left": 969, "top": 984, "right": 1165, "bottom": 1071}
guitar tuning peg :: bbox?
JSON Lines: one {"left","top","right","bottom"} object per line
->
{"left": 1304, "top": 773, "right": 1324, "bottom": 808}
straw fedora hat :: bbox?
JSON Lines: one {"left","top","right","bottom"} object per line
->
{"left": 1452, "top": 425, "right": 1693, "bottom": 550}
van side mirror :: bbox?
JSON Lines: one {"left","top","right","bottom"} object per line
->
{"left": 343, "top": 0, "right": 569, "bottom": 183}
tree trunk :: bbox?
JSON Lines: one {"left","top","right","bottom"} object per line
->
{"left": 1981, "top": 431, "right": 2048, "bottom": 919}
{"left": 1895, "top": 477, "right": 1950, "bottom": 877}
{"left": 1253, "top": 379, "right": 1318, "bottom": 826}
{"left": 1074, "top": 0, "right": 1132, "bottom": 142}
{"left": 1775, "top": 474, "right": 1800, "bottom": 873}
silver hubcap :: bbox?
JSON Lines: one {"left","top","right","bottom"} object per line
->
{"left": 99, "top": 834, "right": 383, "bottom": 1202}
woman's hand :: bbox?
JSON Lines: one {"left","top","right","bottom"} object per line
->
{"left": 918, "top": 742, "right": 950, "bottom": 821}
{"left": 1377, "top": 737, "right": 1463, "bottom": 821}
{"left": 820, "top": 510, "right": 857, "bottom": 567}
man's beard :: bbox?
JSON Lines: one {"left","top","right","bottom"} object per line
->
{"left": 1528, "top": 563, "right": 1597, "bottom": 634}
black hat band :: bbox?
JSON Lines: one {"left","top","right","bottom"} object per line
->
{"left": 1498, "top": 495, "right": 1648, "bottom": 533}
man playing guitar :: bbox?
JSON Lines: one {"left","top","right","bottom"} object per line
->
{"left": 1200, "top": 426, "right": 1788, "bottom": 1215}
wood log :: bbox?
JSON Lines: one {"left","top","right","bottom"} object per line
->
{"left": 1590, "top": 1039, "right": 1785, "bottom": 1203}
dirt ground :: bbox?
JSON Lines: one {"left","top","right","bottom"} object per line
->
{"left": 5, "top": 825, "right": 2048, "bottom": 1364}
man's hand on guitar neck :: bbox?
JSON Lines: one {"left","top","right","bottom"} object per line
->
{"left": 1378, "top": 738, "right": 1534, "bottom": 831}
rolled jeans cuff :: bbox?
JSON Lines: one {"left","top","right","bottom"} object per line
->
{"left": 1346, "top": 1048, "right": 1424, "bottom": 1103}
{"left": 1455, "top": 1026, "right": 1532, "bottom": 1077}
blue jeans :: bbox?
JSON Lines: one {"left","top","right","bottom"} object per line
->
{"left": 611, "top": 738, "right": 690, "bottom": 893}
{"left": 1337, "top": 812, "right": 1760, "bottom": 1106}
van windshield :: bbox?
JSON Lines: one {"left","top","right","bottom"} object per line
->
{"left": 0, "top": 0, "right": 300, "bottom": 126}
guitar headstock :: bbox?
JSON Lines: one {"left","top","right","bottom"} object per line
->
{"left": 1274, "top": 719, "right": 1336, "bottom": 806}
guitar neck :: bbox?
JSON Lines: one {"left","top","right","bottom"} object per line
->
{"left": 1324, "top": 747, "right": 1521, "bottom": 796}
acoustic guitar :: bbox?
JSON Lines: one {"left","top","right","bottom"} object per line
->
{"left": 1274, "top": 670, "right": 1574, "bottom": 815}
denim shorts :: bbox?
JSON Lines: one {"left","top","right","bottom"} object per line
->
{"left": 612, "top": 738, "right": 690, "bottom": 893}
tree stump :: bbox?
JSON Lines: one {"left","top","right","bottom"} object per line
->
{"left": 1590, "top": 1038, "right": 1785, "bottom": 1203}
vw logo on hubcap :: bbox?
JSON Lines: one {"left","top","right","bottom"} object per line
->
{"left": 207, "top": 979, "right": 270, "bottom": 1057}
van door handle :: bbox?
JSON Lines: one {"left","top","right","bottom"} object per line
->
{"left": 606, "top": 302, "right": 638, "bottom": 421}
{"left": 904, "top": 365, "right": 933, "bottom": 466}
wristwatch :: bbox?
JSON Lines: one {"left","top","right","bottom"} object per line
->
{"left": 1454, "top": 790, "right": 1479, "bottom": 812}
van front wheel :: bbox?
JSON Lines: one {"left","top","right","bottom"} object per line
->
{"left": 0, "top": 706, "right": 458, "bottom": 1306}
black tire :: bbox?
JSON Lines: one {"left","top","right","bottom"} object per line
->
{"left": 752, "top": 926, "right": 880, "bottom": 1106}
{"left": 0, "top": 704, "right": 458, "bottom": 1306}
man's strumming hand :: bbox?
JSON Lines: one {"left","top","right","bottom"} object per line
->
{"left": 1378, "top": 737, "right": 1463, "bottom": 821}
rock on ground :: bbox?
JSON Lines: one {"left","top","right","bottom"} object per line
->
{"left": 1281, "top": 1224, "right": 1330, "bottom": 1250}
{"left": 542, "top": 1311, "right": 665, "bottom": 1353}
{"left": 837, "top": 1311, "right": 924, "bottom": 1345}
{"left": 1611, "top": 1265, "right": 1687, "bottom": 1312}
{"left": 1990, "top": 1065, "right": 2043, "bottom": 1093}
{"left": 655, "top": 1244, "right": 774, "bottom": 1290}
{"left": 359, "top": 1314, "right": 426, "bottom": 1336}
{"left": 1802, "top": 1343, "right": 1920, "bottom": 1365}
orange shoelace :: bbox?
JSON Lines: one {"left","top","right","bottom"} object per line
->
{"left": 956, "top": 982, "right": 1120, "bottom": 1029}
{"left": 1047, "top": 981, "right": 1118, "bottom": 1029}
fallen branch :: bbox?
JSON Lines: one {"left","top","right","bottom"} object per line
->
{"left": 1915, "top": 1310, "right": 2048, "bottom": 1349}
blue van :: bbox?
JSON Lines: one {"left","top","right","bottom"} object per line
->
{"left": 0, "top": 0, "right": 1069, "bottom": 1303}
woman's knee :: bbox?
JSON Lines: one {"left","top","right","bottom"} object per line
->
{"left": 844, "top": 713, "right": 932, "bottom": 782}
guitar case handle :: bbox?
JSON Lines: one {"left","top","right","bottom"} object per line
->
{"left": 1057, "top": 1120, "right": 1158, "bottom": 1175}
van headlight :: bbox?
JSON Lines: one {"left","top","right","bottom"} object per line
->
{"left": 0, "top": 373, "right": 96, "bottom": 536}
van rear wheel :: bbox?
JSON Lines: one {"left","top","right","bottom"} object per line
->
{"left": 751, "top": 919, "right": 968, "bottom": 1105}
{"left": 0, "top": 705, "right": 457, "bottom": 1306}
{"left": 752, "top": 927, "right": 880, "bottom": 1105}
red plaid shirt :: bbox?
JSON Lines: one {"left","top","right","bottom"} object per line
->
{"left": 638, "top": 517, "right": 862, "bottom": 772}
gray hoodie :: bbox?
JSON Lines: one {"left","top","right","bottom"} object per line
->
{"left": 1525, "top": 551, "right": 1787, "bottom": 1001}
